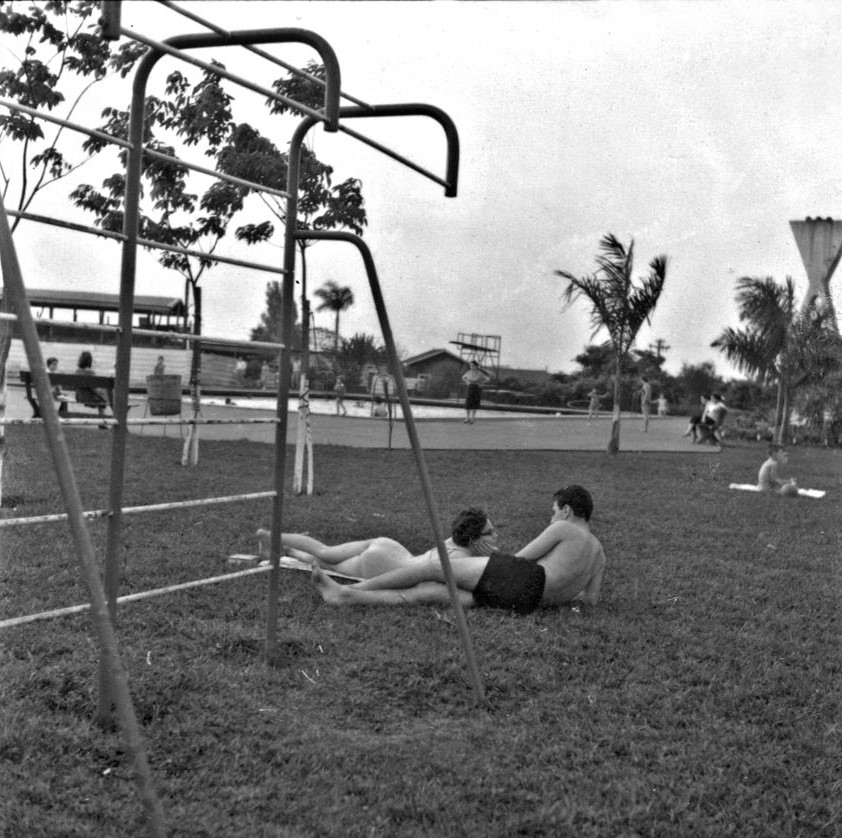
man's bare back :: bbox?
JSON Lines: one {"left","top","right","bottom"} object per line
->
{"left": 533, "top": 521, "right": 606, "bottom": 605}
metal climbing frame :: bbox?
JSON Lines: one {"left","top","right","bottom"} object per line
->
{"left": 1, "top": 3, "right": 485, "bottom": 830}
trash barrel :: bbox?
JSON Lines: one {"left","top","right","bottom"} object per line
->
{"left": 146, "top": 374, "right": 182, "bottom": 415}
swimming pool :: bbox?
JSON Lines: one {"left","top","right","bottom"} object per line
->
{"left": 199, "top": 395, "right": 558, "bottom": 420}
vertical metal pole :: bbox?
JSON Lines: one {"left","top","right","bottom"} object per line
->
{"left": 301, "top": 231, "right": 486, "bottom": 705}
{"left": 264, "top": 128, "right": 303, "bottom": 659}
{"left": 0, "top": 195, "right": 167, "bottom": 836}
{"left": 100, "top": 49, "right": 148, "bottom": 726}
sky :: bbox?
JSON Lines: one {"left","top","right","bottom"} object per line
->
{"left": 5, "top": 0, "right": 842, "bottom": 377}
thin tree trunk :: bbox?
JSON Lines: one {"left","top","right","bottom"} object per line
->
{"left": 780, "top": 373, "right": 791, "bottom": 444}
{"left": 773, "top": 376, "right": 784, "bottom": 443}
{"left": 293, "top": 248, "right": 313, "bottom": 495}
{"left": 181, "top": 285, "right": 201, "bottom": 467}
{"left": 607, "top": 358, "right": 621, "bottom": 455}
{"left": 294, "top": 297, "right": 313, "bottom": 495}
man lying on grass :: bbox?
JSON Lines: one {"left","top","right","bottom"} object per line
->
{"left": 258, "top": 507, "right": 500, "bottom": 579}
{"left": 313, "top": 484, "right": 606, "bottom": 614}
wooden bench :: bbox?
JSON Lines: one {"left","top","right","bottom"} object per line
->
{"left": 20, "top": 370, "right": 116, "bottom": 420}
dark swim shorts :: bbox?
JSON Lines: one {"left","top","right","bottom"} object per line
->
{"left": 472, "top": 552, "right": 546, "bottom": 615}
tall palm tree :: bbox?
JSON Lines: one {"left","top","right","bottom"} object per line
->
{"left": 711, "top": 276, "right": 841, "bottom": 442}
{"left": 314, "top": 280, "right": 355, "bottom": 356}
{"left": 556, "top": 234, "right": 667, "bottom": 454}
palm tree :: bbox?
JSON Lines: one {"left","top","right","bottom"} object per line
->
{"left": 556, "top": 234, "right": 667, "bottom": 454}
{"left": 314, "top": 280, "right": 355, "bottom": 356}
{"left": 711, "top": 276, "right": 841, "bottom": 442}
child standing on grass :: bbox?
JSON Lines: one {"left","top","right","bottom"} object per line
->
{"left": 334, "top": 376, "right": 348, "bottom": 416}
{"left": 587, "top": 388, "right": 604, "bottom": 419}
{"left": 757, "top": 443, "right": 798, "bottom": 497}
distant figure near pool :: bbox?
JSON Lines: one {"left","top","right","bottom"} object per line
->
{"left": 462, "top": 360, "right": 490, "bottom": 425}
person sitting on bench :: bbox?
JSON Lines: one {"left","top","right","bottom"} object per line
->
{"left": 46, "top": 357, "right": 70, "bottom": 416}
{"left": 74, "top": 350, "right": 109, "bottom": 416}
{"left": 696, "top": 393, "right": 727, "bottom": 444}
{"left": 312, "top": 484, "right": 607, "bottom": 614}
{"left": 259, "top": 507, "right": 499, "bottom": 579}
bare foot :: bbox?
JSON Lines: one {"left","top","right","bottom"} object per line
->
{"left": 257, "top": 528, "right": 272, "bottom": 560}
{"left": 287, "top": 547, "right": 317, "bottom": 564}
{"left": 312, "top": 565, "right": 348, "bottom": 605}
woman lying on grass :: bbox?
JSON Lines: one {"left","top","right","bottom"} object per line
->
{"left": 257, "top": 507, "right": 499, "bottom": 579}
{"left": 312, "top": 485, "right": 606, "bottom": 615}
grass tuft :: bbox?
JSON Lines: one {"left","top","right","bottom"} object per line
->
{"left": 0, "top": 427, "right": 839, "bottom": 836}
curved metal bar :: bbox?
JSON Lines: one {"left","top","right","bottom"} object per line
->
{"left": 337, "top": 104, "right": 460, "bottom": 197}
{"left": 127, "top": 27, "right": 341, "bottom": 131}
{"left": 294, "top": 228, "right": 485, "bottom": 705}
{"left": 293, "top": 103, "right": 460, "bottom": 197}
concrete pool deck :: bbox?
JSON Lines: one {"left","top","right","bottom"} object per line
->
{"left": 5, "top": 386, "right": 718, "bottom": 452}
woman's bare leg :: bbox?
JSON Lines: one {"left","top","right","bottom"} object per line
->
{"left": 257, "top": 530, "right": 416, "bottom": 578}
{"left": 313, "top": 567, "right": 475, "bottom": 608}
{"left": 258, "top": 530, "right": 375, "bottom": 563}
{"left": 351, "top": 554, "right": 488, "bottom": 592}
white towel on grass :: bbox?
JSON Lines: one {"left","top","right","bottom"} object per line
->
{"left": 729, "top": 483, "right": 826, "bottom": 499}
{"left": 228, "top": 553, "right": 361, "bottom": 581}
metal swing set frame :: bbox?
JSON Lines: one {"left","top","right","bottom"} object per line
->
{"left": 0, "top": 3, "right": 485, "bottom": 832}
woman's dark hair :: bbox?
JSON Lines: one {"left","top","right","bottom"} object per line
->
{"left": 77, "top": 351, "right": 93, "bottom": 370}
{"left": 553, "top": 485, "right": 594, "bottom": 521}
{"left": 450, "top": 507, "right": 488, "bottom": 547}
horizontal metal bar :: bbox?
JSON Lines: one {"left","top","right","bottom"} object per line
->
{"left": 128, "top": 328, "right": 284, "bottom": 350}
{"left": 143, "top": 146, "right": 289, "bottom": 199}
{"left": 155, "top": 0, "right": 374, "bottom": 111}
{"left": 0, "top": 313, "right": 284, "bottom": 351}
{"left": 122, "top": 27, "right": 329, "bottom": 126}
{"left": 0, "top": 416, "right": 281, "bottom": 426}
{"left": 0, "top": 98, "right": 288, "bottom": 200}
{"left": 7, "top": 209, "right": 285, "bottom": 275}
{"left": 0, "top": 96, "right": 132, "bottom": 149}
{"left": 0, "top": 565, "right": 272, "bottom": 629}
{"left": 337, "top": 122, "right": 449, "bottom": 190}
{"left": 0, "top": 490, "right": 277, "bottom": 528}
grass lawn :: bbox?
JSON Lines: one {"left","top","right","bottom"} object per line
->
{"left": 0, "top": 426, "right": 839, "bottom": 837}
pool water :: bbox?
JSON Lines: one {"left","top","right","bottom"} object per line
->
{"left": 200, "top": 396, "right": 544, "bottom": 420}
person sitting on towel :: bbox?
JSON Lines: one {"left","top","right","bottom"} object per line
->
{"left": 311, "top": 484, "right": 606, "bottom": 614}
{"left": 257, "top": 507, "right": 499, "bottom": 580}
{"left": 757, "top": 443, "right": 798, "bottom": 497}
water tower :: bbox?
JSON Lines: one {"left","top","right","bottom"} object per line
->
{"left": 790, "top": 217, "right": 842, "bottom": 331}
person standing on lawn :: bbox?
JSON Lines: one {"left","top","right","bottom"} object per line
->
{"left": 638, "top": 376, "right": 653, "bottom": 432}
{"left": 334, "top": 375, "right": 348, "bottom": 416}
{"left": 312, "top": 484, "right": 606, "bottom": 613}
{"left": 462, "top": 360, "right": 490, "bottom": 424}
